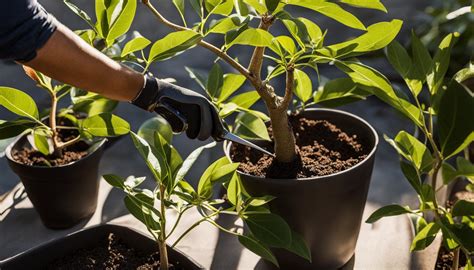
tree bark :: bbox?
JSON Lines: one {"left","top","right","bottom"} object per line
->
{"left": 269, "top": 108, "right": 297, "bottom": 163}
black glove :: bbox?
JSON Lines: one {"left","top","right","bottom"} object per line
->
{"left": 132, "top": 74, "right": 224, "bottom": 141}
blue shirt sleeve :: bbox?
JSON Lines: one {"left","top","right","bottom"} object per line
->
{"left": 0, "top": 0, "right": 57, "bottom": 62}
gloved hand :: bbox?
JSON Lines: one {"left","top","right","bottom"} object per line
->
{"left": 131, "top": 74, "right": 224, "bottom": 141}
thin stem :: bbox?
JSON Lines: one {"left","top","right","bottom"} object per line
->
{"left": 56, "top": 135, "right": 81, "bottom": 150}
{"left": 158, "top": 184, "right": 169, "bottom": 270}
{"left": 171, "top": 210, "right": 220, "bottom": 248}
{"left": 142, "top": 0, "right": 253, "bottom": 83}
{"left": 49, "top": 94, "right": 61, "bottom": 156}
{"left": 206, "top": 218, "right": 241, "bottom": 236}
{"left": 452, "top": 247, "right": 460, "bottom": 270}
{"left": 56, "top": 126, "right": 79, "bottom": 130}
{"left": 166, "top": 205, "right": 192, "bottom": 239}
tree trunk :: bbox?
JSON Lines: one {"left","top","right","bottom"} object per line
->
{"left": 269, "top": 109, "right": 297, "bottom": 163}
{"left": 158, "top": 241, "right": 169, "bottom": 270}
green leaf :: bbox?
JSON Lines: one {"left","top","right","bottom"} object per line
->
{"left": 72, "top": 92, "right": 118, "bottom": 116}
{"left": 198, "top": 157, "right": 239, "bottom": 199}
{"left": 366, "top": 204, "right": 412, "bottom": 223}
{"left": 234, "top": 112, "right": 270, "bottom": 141}
{"left": 272, "top": 36, "right": 297, "bottom": 55}
{"left": 229, "top": 91, "right": 260, "bottom": 109}
{"left": 188, "top": 0, "right": 202, "bottom": 17}
{"left": 63, "top": 0, "right": 96, "bottom": 30}
{"left": 298, "top": 18, "right": 322, "bottom": 46}
{"left": 185, "top": 67, "right": 208, "bottom": 90}
{"left": 438, "top": 80, "right": 474, "bottom": 158}
{"left": 0, "top": 87, "right": 39, "bottom": 120}
{"left": 175, "top": 142, "right": 216, "bottom": 183}
{"left": 339, "top": 0, "right": 387, "bottom": 12}
{"left": 245, "top": 213, "right": 292, "bottom": 247}
{"left": 33, "top": 129, "right": 50, "bottom": 155}
{"left": 287, "top": 0, "right": 366, "bottom": 30}
{"left": 410, "top": 222, "right": 440, "bottom": 251}
{"left": 393, "top": 131, "right": 434, "bottom": 172}
{"left": 427, "top": 33, "right": 460, "bottom": 95}
{"left": 82, "top": 113, "right": 130, "bottom": 137}
{"left": 243, "top": 0, "right": 267, "bottom": 13}
{"left": 265, "top": 0, "right": 280, "bottom": 12}
{"left": 137, "top": 116, "right": 173, "bottom": 147}
{"left": 279, "top": 15, "right": 310, "bottom": 48}
{"left": 234, "top": 0, "right": 249, "bottom": 16}
{"left": 130, "top": 132, "right": 162, "bottom": 181}
{"left": 442, "top": 157, "right": 474, "bottom": 184}
{"left": 325, "top": 20, "right": 402, "bottom": 57}
{"left": 386, "top": 41, "right": 412, "bottom": 78}
{"left": 227, "top": 28, "right": 274, "bottom": 47}
{"left": 238, "top": 235, "right": 278, "bottom": 267}
{"left": 411, "top": 32, "right": 432, "bottom": 83}
{"left": 452, "top": 200, "right": 474, "bottom": 217}
{"left": 121, "top": 36, "right": 151, "bottom": 57}
{"left": 227, "top": 173, "right": 241, "bottom": 206}
{"left": 336, "top": 61, "right": 423, "bottom": 127}
{"left": 385, "top": 40, "right": 423, "bottom": 96}
{"left": 103, "top": 174, "right": 126, "bottom": 189}
{"left": 314, "top": 78, "right": 370, "bottom": 107}
{"left": 172, "top": 0, "right": 186, "bottom": 25}
{"left": 294, "top": 69, "right": 312, "bottom": 103}
{"left": 207, "top": 63, "right": 224, "bottom": 99}
{"left": 148, "top": 30, "right": 201, "bottom": 62}
{"left": 208, "top": 17, "right": 241, "bottom": 34}
{"left": 0, "top": 120, "right": 35, "bottom": 140}
{"left": 400, "top": 160, "right": 422, "bottom": 195}
{"left": 218, "top": 74, "right": 247, "bottom": 102}
{"left": 124, "top": 195, "right": 161, "bottom": 238}
{"left": 287, "top": 231, "right": 311, "bottom": 261}
{"left": 211, "top": 0, "right": 234, "bottom": 15}
{"left": 106, "top": 0, "right": 137, "bottom": 45}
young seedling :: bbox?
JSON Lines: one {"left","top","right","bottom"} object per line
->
{"left": 65, "top": 0, "right": 402, "bottom": 168}
{"left": 104, "top": 122, "right": 311, "bottom": 269}
{"left": 0, "top": 68, "right": 129, "bottom": 163}
{"left": 366, "top": 33, "right": 474, "bottom": 269}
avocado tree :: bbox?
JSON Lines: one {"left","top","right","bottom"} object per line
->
{"left": 65, "top": 0, "right": 403, "bottom": 164}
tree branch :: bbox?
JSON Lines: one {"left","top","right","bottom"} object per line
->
{"left": 248, "top": 17, "right": 273, "bottom": 82}
{"left": 279, "top": 66, "right": 295, "bottom": 110}
{"left": 142, "top": 0, "right": 252, "bottom": 82}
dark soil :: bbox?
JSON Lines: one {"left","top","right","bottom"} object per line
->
{"left": 12, "top": 119, "right": 89, "bottom": 167}
{"left": 48, "top": 233, "right": 181, "bottom": 270}
{"left": 230, "top": 115, "right": 369, "bottom": 179}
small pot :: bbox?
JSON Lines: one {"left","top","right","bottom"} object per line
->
{"left": 5, "top": 136, "right": 106, "bottom": 229}
{"left": 226, "top": 108, "right": 379, "bottom": 270}
{"left": 0, "top": 224, "right": 204, "bottom": 270}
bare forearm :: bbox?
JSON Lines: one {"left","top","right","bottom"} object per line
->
{"left": 26, "top": 23, "right": 143, "bottom": 102}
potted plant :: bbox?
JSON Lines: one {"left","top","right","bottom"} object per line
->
{"left": 366, "top": 32, "right": 474, "bottom": 269}
{"left": 62, "top": 0, "right": 401, "bottom": 268}
{"left": 0, "top": 68, "right": 130, "bottom": 229}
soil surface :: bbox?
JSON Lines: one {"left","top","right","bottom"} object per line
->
{"left": 12, "top": 119, "right": 89, "bottom": 167}
{"left": 48, "top": 233, "right": 181, "bottom": 270}
{"left": 231, "top": 115, "right": 369, "bottom": 179}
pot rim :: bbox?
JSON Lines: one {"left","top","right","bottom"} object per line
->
{"left": 0, "top": 224, "right": 205, "bottom": 269}
{"left": 225, "top": 108, "right": 379, "bottom": 182}
{"left": 5, "top": 135, "right": 107, "bottom": 169}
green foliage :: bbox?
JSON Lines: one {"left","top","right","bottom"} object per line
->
{"left": 0, "top": 69, "right": 128, "bottom": 164}
{"left": 105, "top": 128, "right": 310, "bottom": 267}
{"left": 367, "top": 31, "right": 474, "bottom": 267}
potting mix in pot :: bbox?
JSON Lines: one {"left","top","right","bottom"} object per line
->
{"left": 1, "top": 0, "right": 473, "bottom": 268}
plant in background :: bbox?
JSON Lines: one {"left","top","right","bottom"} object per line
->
{"left": 65, "top": 0, "right": 404, "bottom": 166}
{"left": 415, "top": 0, "right": 473, "bottom": 75}
{"left": 366, "top": 33, "right": 474, "bottom": 269}
{"left": 0, "top": 68, "right": 130, "bottom": 163}
{"left": 104, "top": 123, "right": 311, "bottom": 269}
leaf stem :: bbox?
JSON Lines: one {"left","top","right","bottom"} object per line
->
{"left": 171, "top": 210, "right": 220, "bottom": 248}
{"left": 142, "top": 0, "right": 252, "bottom": 83}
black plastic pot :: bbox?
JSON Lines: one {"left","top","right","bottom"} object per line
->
{"left": 226, "top": 108, "right": 379, "bottom": 270}
{"left": 0, "top": 224, "right": 204, "bottom": 270}
{"left": 5, "top": 136, "right": 107, "bottom": 229}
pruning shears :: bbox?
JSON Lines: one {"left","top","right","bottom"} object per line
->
{"left": 156, "top": 102, "right": 275, "bottom": 157}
